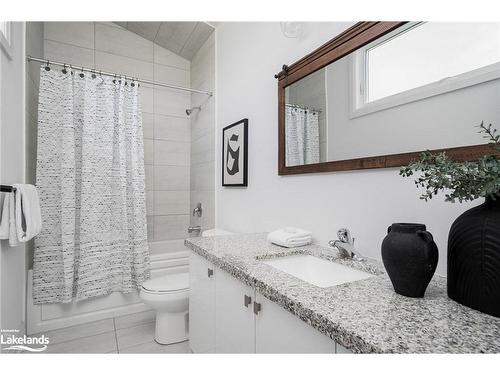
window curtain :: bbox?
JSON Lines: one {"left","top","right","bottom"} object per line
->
{"left": 33, "top": 67, "right": 150, "bottom": 304}
{"left": 285, "top": 106, "right": 320, "bottom": 166}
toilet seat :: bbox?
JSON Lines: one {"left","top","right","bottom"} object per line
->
{"left": 141, "top": 273, "right": 189, "bottom": 294}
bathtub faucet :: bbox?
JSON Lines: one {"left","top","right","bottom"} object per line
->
{"left": 188, "top": 225, "right": 201, "bottom": 234}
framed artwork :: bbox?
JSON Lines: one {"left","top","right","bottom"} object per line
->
{"left": 222, "top": 118, "right": 248, "bottom": 186}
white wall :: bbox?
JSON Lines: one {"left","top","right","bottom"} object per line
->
{"left": 0, "top": 22, "right": 27, "bottom": 338}
{"left": 215, "top": 22, "right": 481, "bottom": 276}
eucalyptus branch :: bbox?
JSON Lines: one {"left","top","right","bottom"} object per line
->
{"left": 400, "top": 122, "right": 500, "bottom": 203}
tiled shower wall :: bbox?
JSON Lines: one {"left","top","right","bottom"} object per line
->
{"left": 190, "top": 33, "right": 215, "bottom": 230}
{"left": 27, "top": 22, "right": 194, "bottom": 254}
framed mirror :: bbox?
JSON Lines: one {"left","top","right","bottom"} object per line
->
{"left": 276, "top": 22, "right": 500, "bottom": 175}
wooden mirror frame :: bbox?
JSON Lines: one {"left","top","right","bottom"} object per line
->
{"left": 276, "top": 22, "right": 496, "bottom": 175}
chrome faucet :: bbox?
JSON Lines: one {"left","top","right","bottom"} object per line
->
{"left": 192, "top": 202, "right": 202, "bottom": 217}
{"left": 328, "top": 228, "right": 364, "bottom": 261}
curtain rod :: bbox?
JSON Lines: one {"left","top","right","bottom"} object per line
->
{"left": 27, "top": 55, "right": 213, "bottom": 97}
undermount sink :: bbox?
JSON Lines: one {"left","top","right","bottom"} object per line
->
{"left": 262, "top": 254, "right": 373, "bottom": 288}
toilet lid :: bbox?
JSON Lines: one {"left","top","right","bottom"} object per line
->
{"left": 142, "top": 273, "right": 189, "bottom": 293}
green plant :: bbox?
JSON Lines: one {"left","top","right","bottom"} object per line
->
{"left": 400, "top": 122, "right": 500, "bottom": 203}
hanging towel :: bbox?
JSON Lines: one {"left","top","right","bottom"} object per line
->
{"left": 13, "top": 184, "right": 42, "bottom": 242}
{"left": 0, "top": 193, "right": 20, "bottom": 247}
{"left": 267, "top": 227, "right": 312, "bottom": 248}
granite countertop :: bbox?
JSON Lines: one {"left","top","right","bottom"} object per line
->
{"left": 184, "top": 233, "right": 500, "bottom": 353}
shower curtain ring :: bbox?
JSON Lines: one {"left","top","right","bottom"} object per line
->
{"left": 62, "top": 63, "right": 67, "bottom": 74}
{"left": 44, "top": 59, "right": 51, "bottom": 71}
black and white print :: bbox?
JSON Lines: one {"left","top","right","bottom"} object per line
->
{"left": 222, "top": 119, "right": 248, "bottom": 186}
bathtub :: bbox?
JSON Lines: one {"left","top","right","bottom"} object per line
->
{"left": 27, "top": 240, "right": 190, "bottom": 334}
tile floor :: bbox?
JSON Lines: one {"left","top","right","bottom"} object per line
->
{"left": 26, "top": 311, "right": 190, "bottom": 354}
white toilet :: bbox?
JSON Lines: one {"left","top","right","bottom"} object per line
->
{"left": 140, "top": 273, "right": 189, "bottom": 345}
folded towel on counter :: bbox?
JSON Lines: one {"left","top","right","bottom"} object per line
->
{"left": 267, "top": 227, "right": 312, "bottom": 248}
{"left": 0, "top": 184, "right": 42, "bottom": 246}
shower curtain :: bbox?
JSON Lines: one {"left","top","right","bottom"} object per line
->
{"left": 285, "top": 105, "right": 320, "bottom": 166}
{"left": 33, "top": 67, "right": 150, "bottom": 304}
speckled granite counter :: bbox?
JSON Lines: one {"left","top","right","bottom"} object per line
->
{"left": 184, "top": 233, "right": 500, "bottom": 353}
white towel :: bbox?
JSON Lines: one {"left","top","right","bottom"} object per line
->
{"left": 267, "top": 227, "right": 312, "bottom": 248}
{"left": 13, "top": 184, "right": 42, "bottom": 242}
{"left": 0, "top": 193, "right": 20, "bottom": 246}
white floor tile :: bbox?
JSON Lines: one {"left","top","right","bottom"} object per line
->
{"left": 114, "top": 310, "right": 155, "bottom": 330}
{"left": 37, "top": 318, "right": 115, "bottom": 345}
{"left": 116, "top": 322, "right": 156, "bottom": 351}
{"left": 119, "top": 340, "right": 189, "bottom": 354}
{"left": 44, "top": 332, "right": 117, "bottom": 353}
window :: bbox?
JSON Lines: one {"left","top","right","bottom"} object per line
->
{"left": 350, "top": 22, "right": 500, "bottom": 117}
{"left": 0, "top": 21, "right": 12, "bottom": 58}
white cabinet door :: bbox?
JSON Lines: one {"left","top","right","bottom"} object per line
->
{"left": 255, "top": 292, "right": 335, "bottom": 353}
{"left": 215, "top": 269, "right": 255, "bottom": 353}
{"left": 189, "top": 252, "right": 216, "bottom": 353}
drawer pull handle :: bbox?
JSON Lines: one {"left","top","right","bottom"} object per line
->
{"left": 253, "top": 301, "right": 262, "bottom": 315}
{"left": 207, "top": 268, "right": 214, "bottom": 278}
{"left": 244, "top": 294, "right": 252, "bottom": 307}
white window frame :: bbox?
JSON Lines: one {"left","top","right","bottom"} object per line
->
{"left": 0, "top": 21, "right": 12, "bottom": 59}
{"left": 349, "top": 22, "right": 500, "bottom": 119}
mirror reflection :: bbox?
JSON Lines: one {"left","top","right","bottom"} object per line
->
{"left": 284, "top": 22, "right": 500, "bottom": 167}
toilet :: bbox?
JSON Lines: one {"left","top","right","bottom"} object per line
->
{"left": 140, "top": 273, "right": 189, "bottom": 345}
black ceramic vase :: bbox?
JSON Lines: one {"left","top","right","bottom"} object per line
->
{"left": 381, "top": 223, "right": 439, "bottom": 298}
{"left": 448, "top": 196, "right": 500, "bottom": 318}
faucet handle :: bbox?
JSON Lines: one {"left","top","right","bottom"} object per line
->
{"left": 337, "top": 228, "right": 353, "bottom": 244}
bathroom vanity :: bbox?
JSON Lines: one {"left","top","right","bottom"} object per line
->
{"left": 185, "top": 233, "right": 500, "bottom": 353}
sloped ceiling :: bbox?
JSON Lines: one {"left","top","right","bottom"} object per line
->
{"left": 114, "top": 22, "right": 214, "bottom": 60}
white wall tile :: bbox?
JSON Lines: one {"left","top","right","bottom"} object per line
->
{"left": 147, "top": 216, "right": 154, "bottom": 239}
{"left": 154, "top": 88, "right": 190, "bottom": 117}
{"left": 189, "top": 35, "right": 216, "bottom": 228}
{"left": 153, "top": 215, "right": 190, "bottom": 240}
{"left": 154, "top": 44, "right": 190, "bottom": 70}
{"left": 154, "top": 165, "right": 190, "bottom": 191}
{"left": 154, "top": 191, "right": 190, "bottom": 215}
{"left": 26, "top": 22, "right": 44, "bottom": 57}
{"left": 191, "top": 162, "right": 213, "bottom": 192}
{"left": 144, "top": 139, "right": 154, "bottom": 165}
{"left": 154, "top": 140, "right": 190, "bottom": 166}
{"left": 95, "top": 23, "right": 153, "bottom": 62}
{"left": 44, "top": 39, "right": 94, "bottom": 67}
{"left": 154, "top": 63, "right": 190, "bottom": 87}
{"left": 139, "top": 85, "right": 154, "bottom": 113}
{"left": 146, "top": 190, "right": 154, "bottom": 215}
{"left": 154, "top": 115, "right": 190, "bottom": 142}
{"left": 95, "top": 51, "right": 153, "bottom": 81}
{"left": 142, "top": 113, "right": 154, "bottom": 139}
{"left": 145, "top": 165, "right": 154, "bottom": 191}
{"left": 44, "top": 22, "right": 94, "bottom": 49}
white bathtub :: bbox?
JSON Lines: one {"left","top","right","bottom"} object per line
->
{"left": 27, "top": 240, "right": 190, "bottom": 334}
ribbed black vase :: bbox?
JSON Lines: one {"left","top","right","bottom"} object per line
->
{"left": 448, "top": 196, "right": 500, "bottom": 318}
{"left": 382, "top": 223, "right": 438, "bottom": 298}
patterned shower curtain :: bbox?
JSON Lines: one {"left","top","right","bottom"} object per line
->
{"left": 285, "top": 105, "right": 320, "bottom": 166}
{"left": 33, "top": 67, "right": 150, "bottom": 304}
